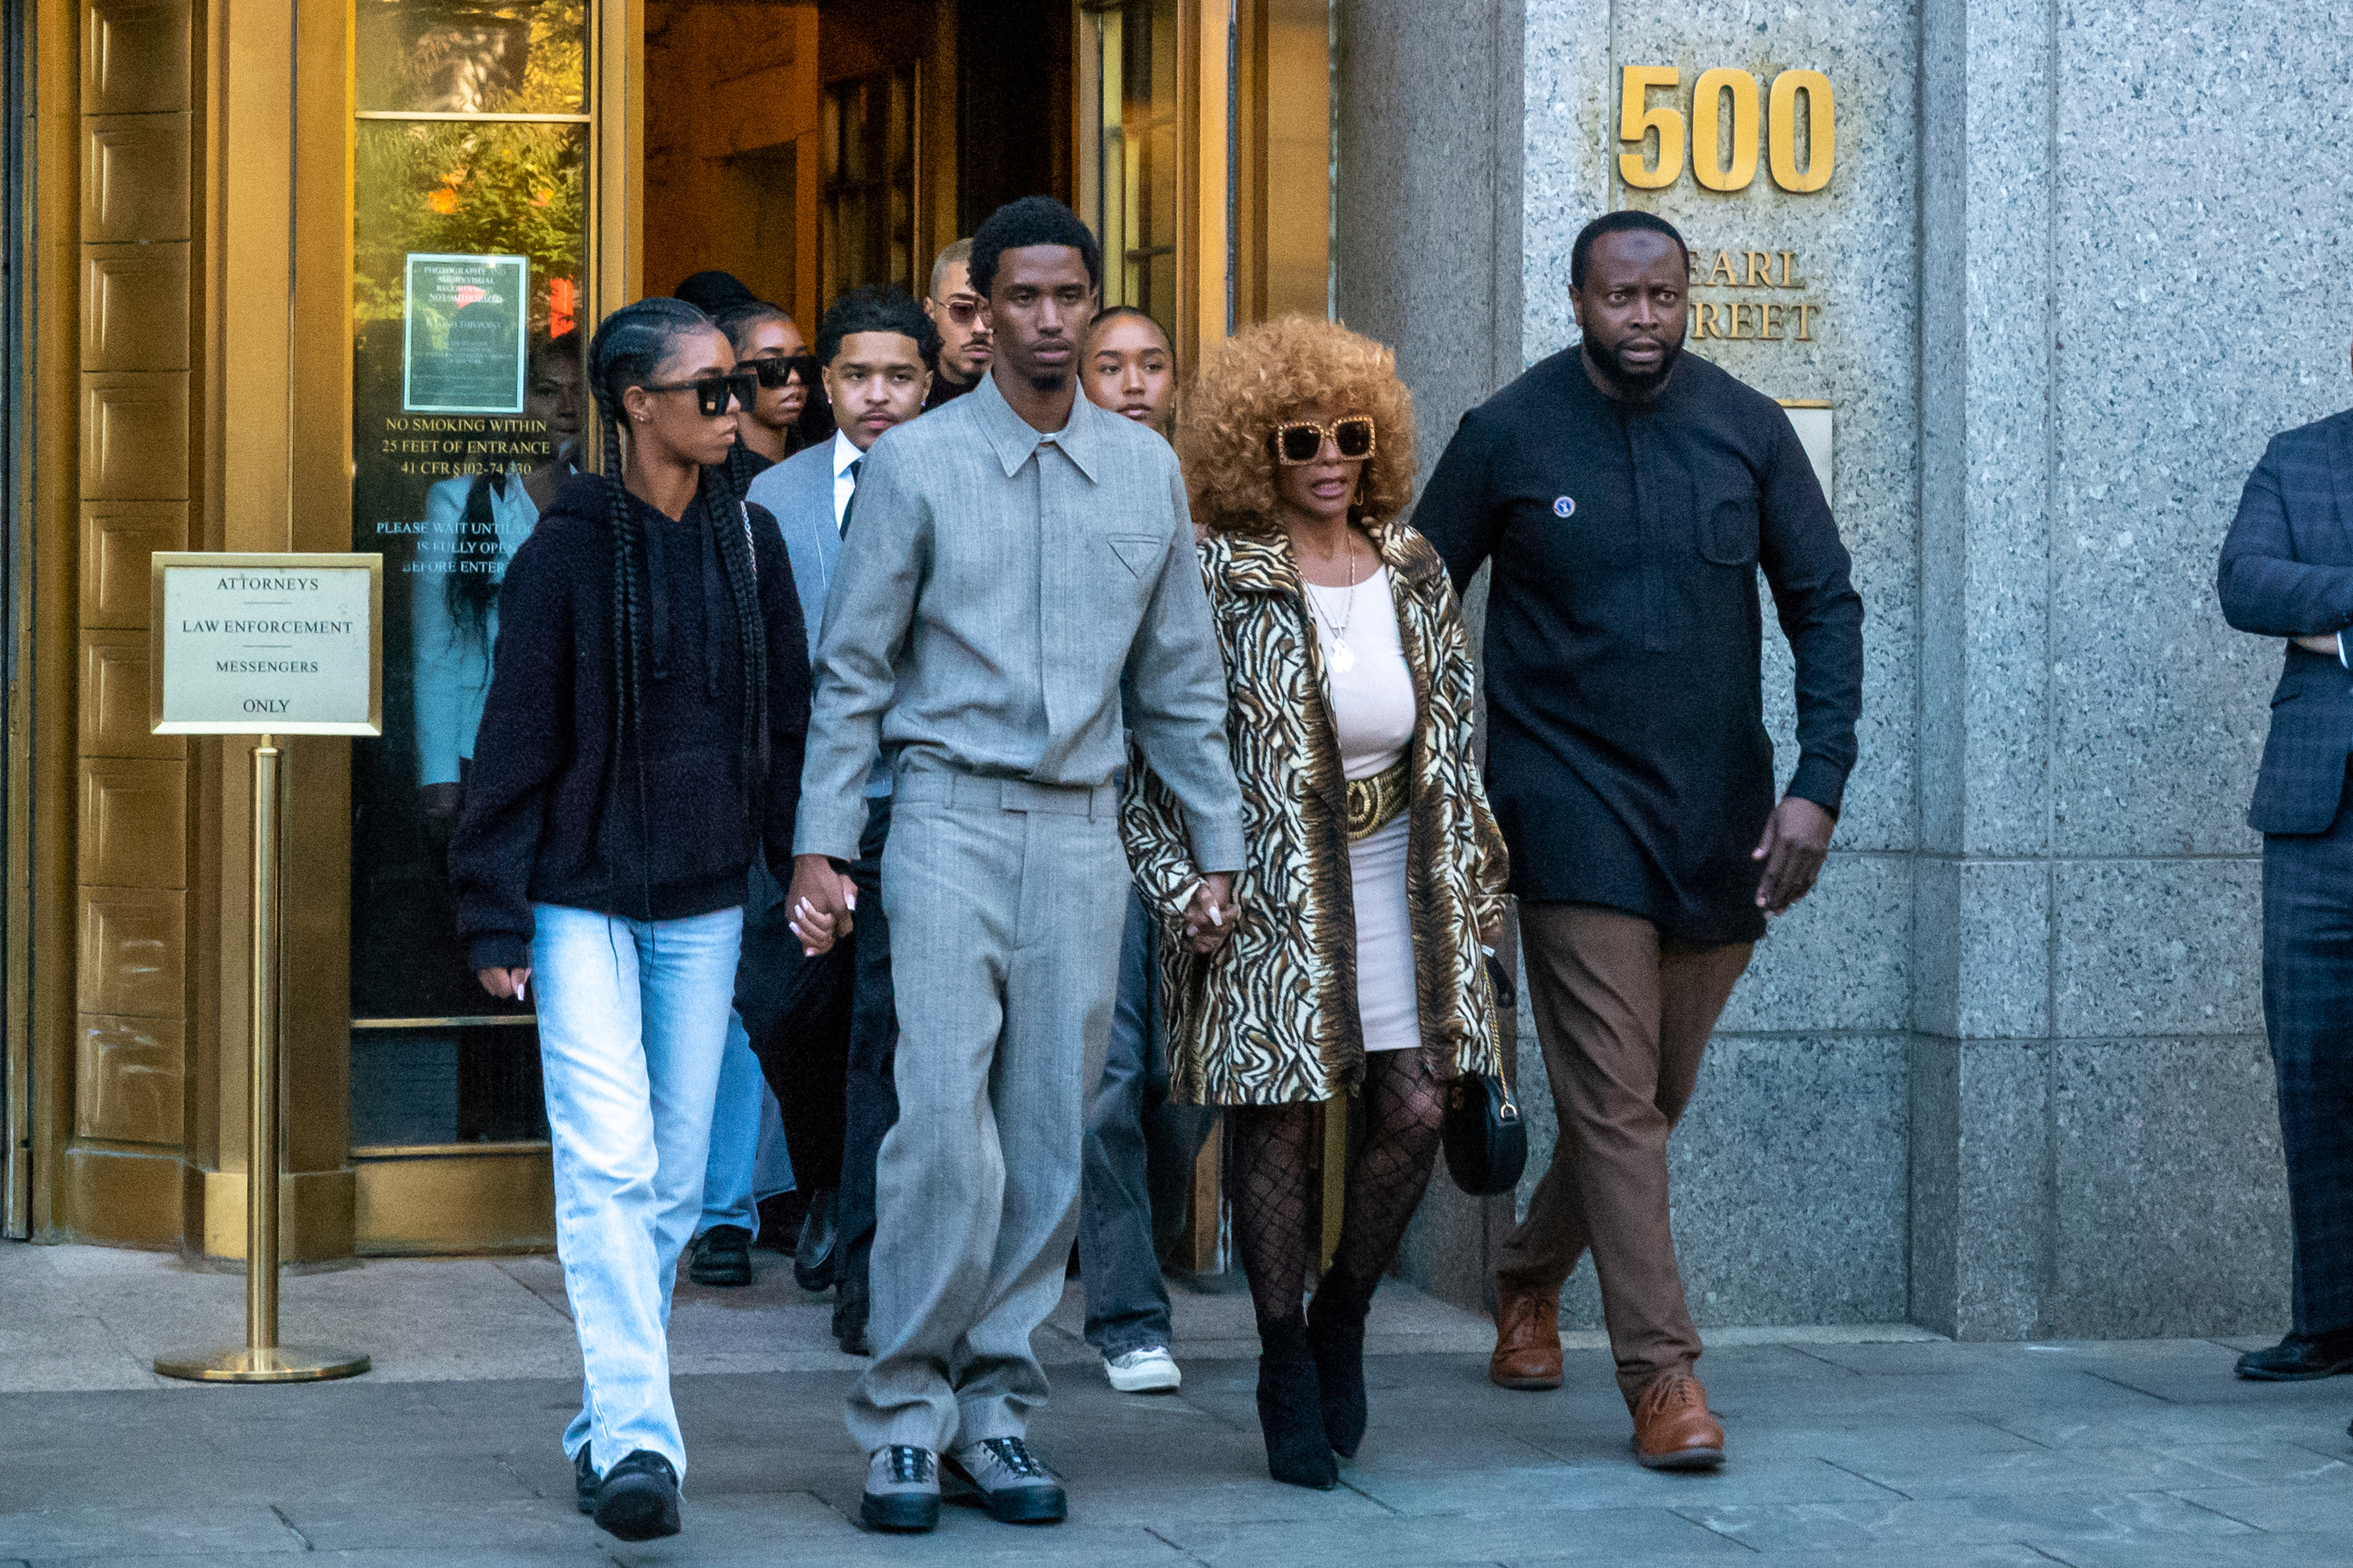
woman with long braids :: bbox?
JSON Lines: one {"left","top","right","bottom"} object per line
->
{"left": 1124, "top": 316, "right": 1508, "bottom": 1489}
{"left": 448, "top": 296, "right": 812, "bottom": 1541}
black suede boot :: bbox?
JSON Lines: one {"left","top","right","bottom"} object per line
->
{"left": 1307, "top": 1266, "right": 1376, "bottom": 1459}
{"left": 1255, "top": 1317, "right": 1338, "bottom": 1490}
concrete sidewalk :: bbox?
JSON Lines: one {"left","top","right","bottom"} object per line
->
{"left": 1, "top": 1242, "right": 2348, "bottom": 1565}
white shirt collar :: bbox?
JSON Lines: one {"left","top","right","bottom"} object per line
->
{"left": 831, "top": 428, "right": 865, "bottom": 476}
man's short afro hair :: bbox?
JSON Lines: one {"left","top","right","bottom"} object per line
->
{"left": 816, "top": 285, "right": 941, "bottom": 372}
{"left": 968, "top": 195, "right": 1104, "bottom": 299}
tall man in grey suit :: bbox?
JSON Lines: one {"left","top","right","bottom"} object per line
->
{"left": 786, "top": 197, "right": 1245, "bottom": 1533}
{"left": 2218, "top": 339, "right": 2353, "bottom": 1383}
{"left": 745, "top": 286, "right": 938, "bottom": 1354}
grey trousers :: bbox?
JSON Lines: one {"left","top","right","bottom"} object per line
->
{"left": 845, "top": 768, "right": 1130, "bottom": 1453}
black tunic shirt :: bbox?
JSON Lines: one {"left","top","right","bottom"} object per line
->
{"left": 1414, "top": 349, "right": 1863, "bottom": 944}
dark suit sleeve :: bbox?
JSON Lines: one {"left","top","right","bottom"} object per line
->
{"left": 449, "top": 530, "right": 574, "bottom": 973}
{"left": 2218, "top": 438, "right": 2353, "bottom": 636}
{"left": 750, "top": 501, "right": 811, "bottom": 872}
{"left": 1758, "top": 411, "right": 1864, "bottom": 815}
{"left": 1411, "top": 406, "right": 1499, "bottom": 593}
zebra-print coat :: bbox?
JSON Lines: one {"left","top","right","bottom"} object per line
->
{"left": 1122, "top": 519, "right": 1509, "bottom": 1106}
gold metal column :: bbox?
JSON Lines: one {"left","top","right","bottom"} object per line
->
{"left": 156, "top": 736, "right": 365, "bottom": 1382}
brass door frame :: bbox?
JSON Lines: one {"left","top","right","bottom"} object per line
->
{"left": 1, "top": 0, "right": 38, "bottom": 1240}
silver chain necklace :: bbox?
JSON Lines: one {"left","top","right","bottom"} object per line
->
{"left": 1304, "top": 533, "right": 1361, "bottom": 673}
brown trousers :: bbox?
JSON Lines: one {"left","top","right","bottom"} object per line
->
{"left": 1495, "top": 904, "right": 1752, "bottom": 1399}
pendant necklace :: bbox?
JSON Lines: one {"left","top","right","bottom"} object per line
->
{"left": 1307, "top": 534, "right": 1360, "bottom": 673}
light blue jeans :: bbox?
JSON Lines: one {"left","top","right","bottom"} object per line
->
{"left": 696, "top": 1012, "right": 795, "bottom": 1239}
{"left": 534, "top": 902, "right": 744, "bottom": 1481}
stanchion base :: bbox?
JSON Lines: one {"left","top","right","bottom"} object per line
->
{"left": 154, "top": 1346, "right": 371, "bottom": 1383}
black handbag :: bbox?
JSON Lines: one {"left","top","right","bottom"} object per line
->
{"left": 1442, "top": 1071, "right": 1526, "bottom": 1197}
{"left": 1441, "top": 953, "right": 1526, "bottom": 1197}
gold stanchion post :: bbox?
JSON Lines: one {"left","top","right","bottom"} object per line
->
{"left": 156, "top": 739, "right": 369, "bottom": 1383}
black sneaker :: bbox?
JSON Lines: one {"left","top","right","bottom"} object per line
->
{"left": 2235, "top": 1331, "right": 2353, "bottom": 1381}
{"left": 572, "top": 1446, "right": 595, "bottom": 1514}
{"left": 592, "top": 1449, "right": 682, "bottom": 1542}
{"left": 688, "top": 1225, "right": 754, "bottom": 1287}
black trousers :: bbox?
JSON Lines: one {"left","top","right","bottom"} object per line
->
{"left": 834, "top": 794, "right": 898, "bottom": 1291}
{"left": 740, "top": 866, "right": 853, "bottom": 1192}
{"left": 2261, "top": 775, "right": 2353, "bottom": 1339}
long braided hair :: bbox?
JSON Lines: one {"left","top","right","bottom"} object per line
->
{"left": 585, "top": 299, "right": 771, "bottom": 906}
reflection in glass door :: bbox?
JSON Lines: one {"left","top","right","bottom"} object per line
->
{"left": 347, "top": 0, "right": 593, "bottom": 1196}
{"left": 1079, "top": 0, "right": 1180, "bottom": 345}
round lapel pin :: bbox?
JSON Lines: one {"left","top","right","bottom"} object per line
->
{"left": 1554, "top": 496, "right": 1576, "bottom": 518}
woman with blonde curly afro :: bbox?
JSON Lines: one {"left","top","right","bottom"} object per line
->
{"left": 1125, "top": 315, "right": 1509, "bottom": 1489}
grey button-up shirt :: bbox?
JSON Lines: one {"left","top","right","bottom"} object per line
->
{"left": 794, "top": 369, "right": 1245, "bottom": 873}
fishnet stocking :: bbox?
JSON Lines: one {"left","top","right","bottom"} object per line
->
{"left": 1231, "top": 1050, "right": 1449, "bottom": 1333}
{"left": 1330, "top": 1049, "right": 1446, "bottom": 1289}
{"left": 1230, "top": 1104, "right": 1318, "bottom": 1332}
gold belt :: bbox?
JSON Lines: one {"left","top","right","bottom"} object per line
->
{"left": 1345, "top": 757, "right": 1411, "bottom": 842}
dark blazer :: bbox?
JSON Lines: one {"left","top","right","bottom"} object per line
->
{"left": 2218, "top": 408, "right": 2353, "bottom": 835}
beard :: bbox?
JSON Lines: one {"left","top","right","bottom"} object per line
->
{"left": 1584, "top": 331, "right": 1684, "bottom": 398}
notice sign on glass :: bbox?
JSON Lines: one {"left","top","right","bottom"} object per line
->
{"left": 150, "top": 553, "right": 384, "bottom": 735}
{"left": 403, "top": 253, "right": 529, "bottom": 414}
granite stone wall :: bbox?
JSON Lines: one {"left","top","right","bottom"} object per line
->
{"left": 1341, "top": 0, "right": 2343, "bottom": 1338}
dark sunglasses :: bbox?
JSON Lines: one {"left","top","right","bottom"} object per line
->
{"left": 644, "top": 371, "right": 758, "bottom": 417}
{"left": 746, "top": 354, "right": 819, "bottom": 389}
{"left": 941, "top": 298, "right": 985, "bottom": 326}
{"left": 1271, "top": 416, "right": 1376, "bottom": 465}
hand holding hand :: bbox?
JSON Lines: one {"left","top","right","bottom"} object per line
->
{"left": 786, "top": 852, "right": 857, "bottom": 956}
{"left": 1181, "top": 872, "right": 1240, "bottom": 955}
{"left": 1752, "top": 796, "right": 1835, "bottom": 916}
{"left": 476, "top": 966, "right": 532, "bottom": 1001}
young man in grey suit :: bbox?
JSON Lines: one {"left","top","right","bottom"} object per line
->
{"left": 2217, "top": 337, "right": 2353, "bottom": 1384}
{"left": 786, "top": 196, "right": 1245, "bottom": 1532}
{"left": 745, "top": 288, "right": 939, "bottom": 1355}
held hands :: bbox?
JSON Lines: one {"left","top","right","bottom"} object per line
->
{"left": 1752, "top": 796, "right": 1835, "bottom": 916}
{"left": 476, "top": 966, "right": 532, "bottom": 1001}
{"left": 1180, "top": 873, "right": 1241, "bottom": 955}
{"left": 786, "top": 852, "right": 858, "bottom": 957}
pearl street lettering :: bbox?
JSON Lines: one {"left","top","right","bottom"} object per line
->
{"left": 1685, "top": 247, "right": 1823, "bottom": 345}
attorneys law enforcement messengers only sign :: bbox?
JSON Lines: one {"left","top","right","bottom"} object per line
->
{"left": 151, "top": 553, "right": 384, "bottom": 736}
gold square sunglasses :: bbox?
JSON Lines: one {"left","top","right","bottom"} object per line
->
{"left": 1270, "top": 416, "right": 1376, "bottom": 465}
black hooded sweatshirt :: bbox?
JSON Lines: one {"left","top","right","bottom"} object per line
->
{"left": 449, "top": 471, "right": 811, "bottom": 973}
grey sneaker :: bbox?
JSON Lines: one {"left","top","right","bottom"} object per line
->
{"left": 1105, "top": 1345, "right": 1181, "bottom": 1393}
{"left": 946, "top": 1437, "right": 1066, "bottom": 1524}
{"left": 860, "top": 1446, "right": 939, "bottom": 1533}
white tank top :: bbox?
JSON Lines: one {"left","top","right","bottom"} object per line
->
{"left": 1304, "top": 567, "right": 1416, "bottom": 780}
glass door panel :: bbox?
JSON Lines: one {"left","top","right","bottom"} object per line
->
{"left": 348, "top": 0, "right": 592, "bottom": 1156}
{"left": 1080, "top": 0, "right": 1179, "bottom": 343}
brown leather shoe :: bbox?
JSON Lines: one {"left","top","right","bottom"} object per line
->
{"left": 1628, "top": 1370, "right": 1725, "bottom": 1470}
{"left": 1488, "top": 1278, "right": 1563, "bottom": 1390}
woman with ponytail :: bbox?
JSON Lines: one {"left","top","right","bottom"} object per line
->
{"left": 448, "top": 296, "right": 812, "bottom": 1542}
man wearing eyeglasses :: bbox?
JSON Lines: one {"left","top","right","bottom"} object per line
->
{"left": 744, "top": 286, "right": 938, "bottom": 1356}
{"left": 922, "top": 238, "right": 992, "bottom": 411}
{"left": 1414, "top": 209, "right": 1864, "bottom": 1472}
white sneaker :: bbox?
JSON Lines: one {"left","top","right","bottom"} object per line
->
{"left": 1105, "top": 1345, "right": 1182, "bottom": 1393}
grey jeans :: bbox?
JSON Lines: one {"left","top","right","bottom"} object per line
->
{"left": 845, "top": 769, "right": 1131, "bottom": 1453}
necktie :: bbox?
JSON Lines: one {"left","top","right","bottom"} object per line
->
{"left": 840, "top": 456, "right": 863, "bottom": 535}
